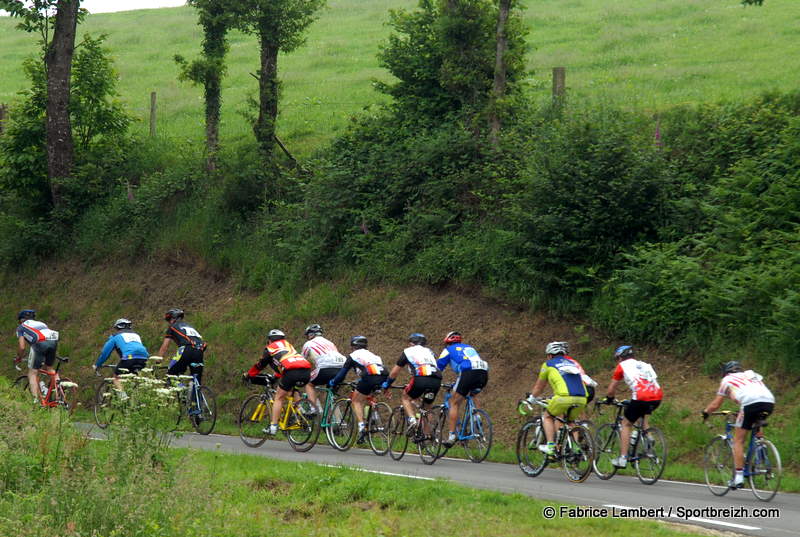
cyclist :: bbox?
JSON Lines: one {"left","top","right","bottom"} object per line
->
{"left": 247, "top": 329, "right": 314, "bottom": 436}
{"left": 93, "top": 318, "right": 150, "bottom": 391}
{"left": 436, "top": 331, "right": 489, "bottom": 448}
{"left": 382, "top": 333, "right": 442, "bottom": 431}
{"left": 157, "top": 308, "right": 207, "bottom": 383}
{"left": 602, "top": 345, "right": 663, "bottom": 468}
{"left": 328, "top": 335, "right": 388, "bottom": 442}
{"left": 525, "top": 341, "right": 588, "bottom": 456}
{"left": 15, "top": 309, "right": 59, "bottom": 401}
{"left": 702, "top": 361, "right": 775, "bottom": 489}
{"left": 302, "top": 324, "right": 346, "bottom": 411}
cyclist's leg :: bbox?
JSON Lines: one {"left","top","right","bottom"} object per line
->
{"left": 352, "top": 391, "right": 367, "bottom": 424}
{"left": 270, "top": 387, "right": 289, "bottom": 428}
{"left": 448, "top": 391, "right": 464, "bottom": 436}
{"left": 26, "top": 344, "right": 45, "bottom": 398}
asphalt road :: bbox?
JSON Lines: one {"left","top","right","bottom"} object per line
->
{"left": 145, "top": 429, "right": 799, "bottom": 536}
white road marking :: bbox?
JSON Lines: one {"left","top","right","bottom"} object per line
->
{"left": 603, "top": 504, "right": 761, "bottom": 531}
{"left": 320, "top": 463, "right": 435, "bottom": 481}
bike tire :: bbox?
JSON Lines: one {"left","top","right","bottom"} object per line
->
{"left": 286, "top": 403, "right": 319, "bottom": 452}
{"left": 328, "top": 398, "right": 356, "bottom": 451}
{"left": 417, "top": 411, "right": 439, "bottom": 465}
{"left": 592, "top": 423, "right": 620, "bottom": 480}
{"left": 635, "top": 426, "right": 667, "bottom": 485}
{"left": 461, "top": 409, "right": 492, "bottom": 463}
{"left": 238, "top": 393, "right": 271, "bottom": 448}
{"left": 749, "top": 438, "right": 781, "bottom": 502}
{"left": 14, "top": 374, "right": 29, "bottom": 393}
{"left": 367, "top": 401, "right": 392, "bottom": 456}
{"left": 388, "top": 406, "right": 408, "bottom": 461}
{"left": 190, "top": 385, "right": 217, "bottom": 435}
{"left": 516, "top": 418, "right": 547, "bottom": 478}
{"left": 93, "top": 379, "right": 115, "bottom": 429}
{"left": 56, "top": 376, "right": 77, "bottom": 414}
{"left": 561, "top": 423, "right": 595, "bottom": 483}
{"left": 703, "top": 435, "right": 732, "bottom": 496}
{"left": 431, "top": 405, "right": 449, "bottom": 460}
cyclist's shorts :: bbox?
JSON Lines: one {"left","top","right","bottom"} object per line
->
{"left": 311, "top": 367, "right": 341, "bottom": 386}
{"left": 405, "top": 375, "right": 441, "bottom": 401}
{"left": 168, "top": 346, "right": 204, "bottom": 381}
{"left": 116, "top": 358, "right": 147, "bottom": 376}
{"left": 27, "top": 340, "right": 57, "bottom": 370}
{"left": 585, "top": 384, "right": 595, "bottom": 404}
{"left": 624, "top": 399, "right": 661, "bottom": 424}
{"left": 546, "top": 395, "right": 587, "bottom": 421}
{"left": 453, "top": 369, "right": 488, "bottom": 397}
{"left": 356, "top": 374, "right": 387, "bottom": 396}
{"left": 279, "top": 368, "right": 310, "bottom": 391}
{"left": 738, "top": 401, "right": 774, "bottom": 430}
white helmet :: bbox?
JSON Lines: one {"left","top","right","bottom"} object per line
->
{"left": 545, "top": 341, "right": 568, "bottom": 356}
{"left": 114, "top": 318, "right": 133, "bottom": 330}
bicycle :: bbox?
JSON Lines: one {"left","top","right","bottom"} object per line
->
{"left": 173, "top": 363, "right": 217, "bottom": 435}
{"left": 14, "top": 355, "right": 77, "bottom": 412}
{"left": 432, "top": 383, "right": 493, "bottom": 463}
{"left": 316, "top": 383, "right": 355, "bottom": 451}
{"left": 515, "top": 397, "right": 595, "bottom": 483}
{"left": 592, "top": 399, "right": 667, "bottom": 485}
{"left": 238, "top": 374, "right": 320, "bottom": 452}
{"left": 386, "top": 386, "right": 440, "bottom": 465}
{"left": 703, "top": 410, "right": 781, "bottom": 502}
{"left": 330, "top": 382, "right": 392, "bottom": 455}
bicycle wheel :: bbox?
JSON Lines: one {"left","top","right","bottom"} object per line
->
{"left": 56, "top": 377, "right": 78, "bottom": 414}
{"left": 94, "top": 379, "right": 115, "bottom": 429}
{"left": 14, "top": 375, "right": 30, "bottom": 393}
{"left": 238, "top": 394, "right": 271, "bottom": 448}
{"left": 703, "top": 435, "right": 732, "bottom": 496}
{"left": 561, "top": 423, "right": 595, "bottom": 483}
{"left": 388, "top": 406, "right": 408, "bottom": 461}
{"left": 749, "top": 438, "right": 781, "bottom": 502}
{"left": 417, "top": 411, "right": 439, "bottom": 465}
{"left": 516, "top": 418, "right": 547, "bottom": 478}
{"left": 635, "top": 427, "right": 667, "bottom": 485}
{"left": 367, "top": 402, "right": 392, "bottom": 456}
{"left": 462, "top": 409, "right": 493, "bottom": 463}
{"left": 286, "top": 403, "right": 319, "bottom": 452}
{"left": 593, "top": 423, "right": 620, "bottom": 480}
{"left": 431, "top": 406, "right": 449, "bottom": 460}
{"left": 328, "top": 398, "right": 356, "bottom": 451}
{"left": 190, "top": 385, "right": 217, "bottom": 435}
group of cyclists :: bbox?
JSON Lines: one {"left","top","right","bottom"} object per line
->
{"left": 13, "top": 307, "right": 776, "bottom": 490}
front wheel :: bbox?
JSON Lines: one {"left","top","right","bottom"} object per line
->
{"left": 367, "top": 402, "right": 392, "bottom": 456}
{"left": 56, "top": 377, "right": 78, "bottom": 414}
{"left": 516, "top": 418, "right": 547, "bottom": 478}
{"left": 417, "top": 411, "right": 440, "bottom": 465}
{"left": 703, "top": 435, "right": 732, "bottom": 496}
{"left": 593, "top": 423, "right": 620, "bottom": 480}
{"left": 462, "top": 409, "right": 492, "bottom": 463}
{"left": 93, "top": 379, "right": 115, "bottom": 429}
{"left": 749, "top": 439, "right": 781, "bottom": 502}
{"left": 561, "top": 423, "right": 595, "bottom": 483}
{"left": 238, "top": 394, "right": 271, "bottom": 448}
{"left": 387, "top": 406, "right": 408, "bottom": 461}
{"left": 635, "top": 427, "right": 667, "bottom": 485}
{"left": 190, "top": 385, "right": 217, "bottom": 435}
{"left": 327, "top": 398, "right": 355, "bottom": 451}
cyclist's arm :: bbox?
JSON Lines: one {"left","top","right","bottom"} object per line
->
{"left": 95, "top": 337, "right": 117, "bottom": 368}
{"left": 530, "top": 376, "right": 547, "bottom": 398}
{"left": 384, "top": 364, "right": 403, "bottom": 385}
{"left": 157, "top": 337, "right": 172, "bottom": 357}
{"left": 703, "top": 394, "right": 725, "bottom": 415}
{"left": 329, "top": 357, "right": 355, "bottom": 386}
{"left": 16, "top": 335, "right": 26, "bottom": 360}
{"left": 605, "top": 378, "right": 621, "bottom": 399}
{"left": 436, "top": 348, "right": 450, "bottom": 371}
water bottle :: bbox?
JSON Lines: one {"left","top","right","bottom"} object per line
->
{"left": 39, "top": 380, "right": 48, "bottom": 395}
{"left": 629, "top": 430, "right": 639, "bottom": 446}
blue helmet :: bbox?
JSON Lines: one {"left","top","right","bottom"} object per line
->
{"left": 409, "top": 333, "right": 427, "bottom": 345}
{"left": 17, "top": 309, "right": 36, "bottom": 321}
{"left": 614, "top": 345, "right": 634, "bottom": 360}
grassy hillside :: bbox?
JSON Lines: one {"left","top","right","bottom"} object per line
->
{"left": 1, "top": 0, "right": 798, "bottom": 155}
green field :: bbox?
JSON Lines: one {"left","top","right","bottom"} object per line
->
{"left": 1, "top": 0, "right": 798, "bottom": 156}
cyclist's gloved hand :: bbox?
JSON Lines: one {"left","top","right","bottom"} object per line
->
{"left": 603, "top": 396, "right": 614, "bottom": 405}
{"left": 701, "top": 410, "right": 709, "bottom": 421}
{"left": 526, "top": 393, "right": 537, "bottom": 404}
{"left": 92, "top": 364, "right": 97, "bottom": 372}
{"left": 242, "top": 372, "right": 250, "bottom": 384}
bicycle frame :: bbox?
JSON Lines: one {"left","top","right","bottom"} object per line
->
{"left": 441, "top": 390, "right": 479, "bottom": 441}
{"left": 720, "top": 418, "right": 762, "bottom": 479}
{"left": 597, "top": 401, "right": 648, "bottom": 462}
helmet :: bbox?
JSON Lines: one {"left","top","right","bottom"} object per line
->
{"left": 114, "top": 318, "right": 133, "bottom": 330}
{"left": 164, "top": 308, "right": 184, "bottom": 322}
{"left": 305, "top": 324, "right": 323, "bottom": 337}
{"left": 721, "top": 361, "right": 743, "bottom": 376}
{"left": 443, "top": 331, "right": 462, "bottom": 344}
{"left": 545, "top": 341, "right": 568, "bottom": 356}
{"left": 17, "top": 309, "right": 36, "bottom": 321}
{"left": 267, "top": 329, "right": 285, "bottom": 342}
{"left": 409, "top": 333, "right": 427, "bottom": 345}
{"left": 350, "top": 335, "right": 368, "bottom": 348}
{"left": 614, "top": 345, "right": 634, "bottom": 360}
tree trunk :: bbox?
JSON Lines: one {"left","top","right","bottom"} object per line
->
{"left": 202, "top": 4, "right": 228, "bottom": 173}
{"left": 489, "top": 0, "right": 511, "bottom": 145}
{"left": 254, "top": 21, "right": 279, "bottom": 155}
{"left": 45, "top": 0, "right": 80, "bottom": 209}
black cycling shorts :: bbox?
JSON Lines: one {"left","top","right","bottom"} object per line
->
{"left": 168, "top": 346, "right": 204, "bottom": 382}
{"left": 453, "top": 369, "right": 488, "bottom": 397}
{"left": 405, "top": 375, "right": 442, "bottom": 401}
{"left": 311, "top": 367, "right": 341, "bottom": 386}
{"left": 115, "top": 358, "right": 148, "bottom": 376}
{"left": 739, "top": 402, "right": 774, "bottom": 430}
{"left": 279, "top": 368, "right": 311, "bottom": 391}
{"left": 356, "top": 374, "right": 387, "bottom": 396}
{"left": 585, "top": 384, "right": 595, "bottom": 404}
{"left": 624, "top": 399, "right": 661, "bottom": 424}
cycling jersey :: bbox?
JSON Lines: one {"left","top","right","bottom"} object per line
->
{"left": 164, "top": 321, "right": 206, "bottom": 351}
{"left": 16, "top": 320, "right": 59, "bottom": 344}
{"left": 437, "top": 343, "right": 488, "bottom": 374}
{"left": 612, "top": 358, "right": 663, "bottom": 401}
{"left": 718, "top": 370, "right": 774, "bottom": 408}
{"left": 261, "top": 339, "right": 311, "bottom": 373}
{"left": 329, "top": 348, "right": 387, "bottom": 386}
{"left": 398, "top": 345, "right": 441, "bottom": 378}
{"left": 302, "top": 336, "right": 346, "bottom": 373}
{"left": 95, "top": 330, "right": 149, "bottom": 368}
{"left": 539, "top": 356, "right": 587, "bottom": 398}
{"left": 565, "top": 356, "right": 597, "bottom": 388}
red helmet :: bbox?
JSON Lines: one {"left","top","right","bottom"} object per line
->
{"left": 444, "top": 331, "right": 462, "bottom": 344}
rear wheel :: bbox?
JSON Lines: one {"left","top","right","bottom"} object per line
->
{"left": 388, "top": 406, "right": 408, "bottom": 461}
{"left": 238, "top": 394, "right": 271, "bottom": 448}
{"left": 703, "top": 435, "right": 732, "bottom": 496}
{"left": 328, "top": 399, "right": 356, "bottom": 451}
{"left": 516, "top": 418, "right": 547, "bottom": 477}
{"left": 286, "top": 402, "right": 319, "bottom": 452}
{"left": 367, "top": 402, "right": 392, "bottom": 456}
{"left": 593, "top": 423, "right": 620, "bottom": 480}
{"left": 635, "top": 427, "right": 667, "bottom": 485}
{"left": 749, "top": 439, "right": 781, "bottom": 502}
{"left": 190, "top": 385, "right": 217, "bottom": 435}
{"left": 561, "top": 424, "right": 595, "bottom": 483}
{"left": 462, "top": 409, "right": 492, "bottom": 463}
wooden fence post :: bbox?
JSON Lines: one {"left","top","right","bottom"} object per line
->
{"left": 0, "top": 104, "right": 7, "bottom": 136}
{"left": 552, "top": 67, "right": 566, "bottom": 108}
{"left": 149, "top": 91, "right": 157, "bottom": 137}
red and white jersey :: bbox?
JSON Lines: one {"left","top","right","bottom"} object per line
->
{"left": 265, "top": 339, "right": 311, "bottom": 371}
{"left": 16, "top": 320, "right": 59, "bottom": 344}
{"left": 718, "top": 371, "right": 774, "bottom": 407}
{"left": 612, "top": 358, "right": 663, "bottom": 401}
{"left": 302, "top": 336, "right": 345, "bottom": 372}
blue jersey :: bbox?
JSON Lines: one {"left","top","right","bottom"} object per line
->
{"left": 96, "top": 330, "right": 149, "bottom": 367}
{"left": 437, "top": 343, "right": 488, "bottom": 374}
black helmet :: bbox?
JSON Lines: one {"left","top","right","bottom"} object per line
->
{"left": 614, "top": 345, "right": 634, "bottom": 360}
{"left": 305, "top": 324, "right": 323, "bottom": 337}
{"left": 17, "top": 309, "right": 36, "bottom": 321}
{"left": 165, "top": 308, "right": 184, "bottom": 322}
{"left": 268, "top": 329, "right": 285, "bottom": 342}
{"left": 721, "top": 361, "right": 743, "bottom": 376}
{"left": 409, "top": 333, "right": 427, "bottom": 345}
{"left": 350, "top": 335, "right": 368, "bottom": 348}
{"left": 114, "top": 318, "right": 133, "bottom": 330}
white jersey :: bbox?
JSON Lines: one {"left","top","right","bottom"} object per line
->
{"left": 612, "top": 359, "right": 663, "bottom": 401}
{"left": 16, "top": 320, "right": 59, "bottom": 344}
{"left": 718, "top": 371, "right": 775, "bottom": 407}
{"left": 302, "top": 336, "right": 346, "bottom": 373}
{"left": 349, "top": 348, "right": 386, "bottom": 376}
